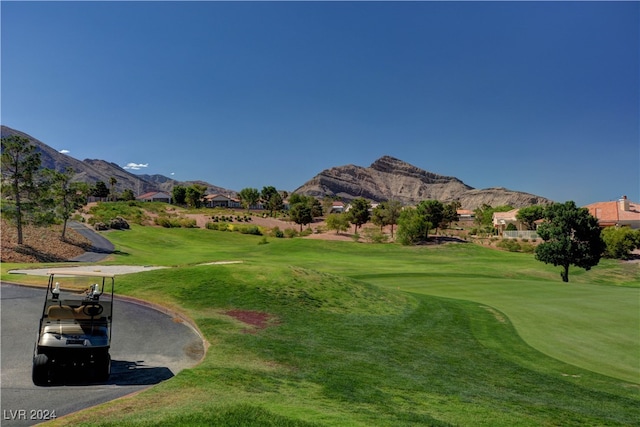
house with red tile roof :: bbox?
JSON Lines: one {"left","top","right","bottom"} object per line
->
{"left": 584, "top": 196, "right": 640, "bottom": 229}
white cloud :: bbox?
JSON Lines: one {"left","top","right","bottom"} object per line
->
{"left": 123, "top": 162, "right": 149, "bottom": 170}
{"left": 170, "top": 172, "right": 175, "bottom": 176}
{"left": 59, "top": 149, "right": 70, "bottom": 154}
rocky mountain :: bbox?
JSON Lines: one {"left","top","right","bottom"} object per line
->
{"left": 0, "top": 126, "right": 234, "bottom": 197}
{"left": 2, "top": 126, "right": 552, "bottom": 209}
{"left": 293, "top": 156, "right": 552, "bottom": 209}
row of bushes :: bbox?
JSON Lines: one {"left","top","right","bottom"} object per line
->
{"left": 206, "top": 222, "right": 262, "bottom": 235}
{"left": 496, "top": 239, "right": 535, "bottom": 253}
{"left": 211, "top": 215, "right": 252, "bottom": 223}
{"left": 154, "top": 216, "right": 198, "bottom": 228}
{"left": 269, "top": 226, "right": 313, "bottom": 238}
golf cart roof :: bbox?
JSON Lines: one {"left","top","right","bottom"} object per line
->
{"left": 47, "top": 270, "right": 116, "bottom": 278}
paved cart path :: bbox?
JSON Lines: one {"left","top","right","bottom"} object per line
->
{"left": 1, "top": 284, "right": 204, "bottom": 426}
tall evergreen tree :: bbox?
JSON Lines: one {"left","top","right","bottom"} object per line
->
{"left": 1, "top": 135, "right": 42, "bottom": 244}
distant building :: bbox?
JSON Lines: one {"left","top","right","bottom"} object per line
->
{"left": 585, "top": 196, "right": 640, "bottom": 229}
{"left": 203, "top": 194, "right": 241, "bottom": 208}
{"left": 136, "top": 191, "right": 171, "bottom": 203}
{"left": 330, "top": 201, "right": 345, "bottom": 213}
{"left": 492, "top": 209, "right": 523, "bottom": 232}
{"left": 456, "top": 209, "right": 475, "bottom": 220}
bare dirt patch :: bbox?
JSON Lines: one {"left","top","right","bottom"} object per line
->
{"left": 224, "top": 309, "right": 279, "bottom": 334}
{"left": 1, "top": 219, "right": 93, "bottom": 263}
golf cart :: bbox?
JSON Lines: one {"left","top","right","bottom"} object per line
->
{"left": 32, "top": 270, "right": 115, "bottom": 386}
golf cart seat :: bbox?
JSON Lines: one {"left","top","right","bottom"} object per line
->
{"left": 47, "top": 305, "right": 93, "bottom": 320}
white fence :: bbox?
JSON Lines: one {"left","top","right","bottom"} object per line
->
{"left": 502, "top": 230, "right": 539, "bottom": 240}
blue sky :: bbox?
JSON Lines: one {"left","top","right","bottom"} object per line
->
{"left": 2, "top": 1, "right": 638, "bottom": 206}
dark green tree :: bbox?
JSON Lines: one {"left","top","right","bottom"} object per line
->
{"left": 346, "top": 197, "right": 371, "bottom": 233}
{"left": 267, "top": 192, "right": 284, "bottom": 216}
{"left": 289, "top": 194, "right": 323, "bottom": 218}
{"left": 238, "top": 187, "right": 260, "bottom": 211}
{"left": 92, "top": 181, "right": 110, "bottom": 200}
{"left": 289, "top": 203, "right": 313, "bottom": 231}
{"left": 441, "top": 201, "right": 461, "bottom": 230}
{"left": 535, "top": 201, "right": 605, "bottom": 282}
{"left": 172, "top": 185, "right": 187, "bottom": 205}
{"left": 516, "top": 205, "right": 545, "bottom": 230}
{"left": 416, "top": 199, "right": 444, "bottom": 238}
{"left": 1, "top": 135, "right": 42, "bottom": 244}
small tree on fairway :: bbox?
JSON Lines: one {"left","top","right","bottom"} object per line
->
{"left": 535, "top": 201, "right": 605, "bottom": 282}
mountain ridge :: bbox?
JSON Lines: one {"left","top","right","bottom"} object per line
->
{"left": 293, "top": 155, "right": 552, "bottom": 209}
{"left": 2, "top": 126, "right": 552, "bottom": 209}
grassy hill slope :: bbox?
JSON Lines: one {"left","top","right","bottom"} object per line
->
{"left": 3, "top": 225, "right": 638, "bottom": 426}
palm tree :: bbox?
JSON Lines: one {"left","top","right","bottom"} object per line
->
{"left": 109, "top": 177, "right": 117, "bottom": 201}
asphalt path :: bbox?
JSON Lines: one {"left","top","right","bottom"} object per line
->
{"left": 67, "top": 221, "right": 115, "bottom": 263}
{"left": 1, "top": 284, "right": 205, "bottom": 426}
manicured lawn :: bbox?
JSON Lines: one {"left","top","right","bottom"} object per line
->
{"left": 3, "top": 226, "right": 638, "bottom": 426}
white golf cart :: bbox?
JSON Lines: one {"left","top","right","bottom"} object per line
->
{"left": 32, "top": 270, "right": 115, "bottom": 386}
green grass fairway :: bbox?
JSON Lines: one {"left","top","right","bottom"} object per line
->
{"left": 4, "top": 226, "right": 638, "bottom": 426}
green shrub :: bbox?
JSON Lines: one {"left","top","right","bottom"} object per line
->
{"left": 179, "top": 218, "right": 198, "bottom": 228}
{"left": 497, "top": 239, "right": 521, "bottom": 252}
{"left": 520, "top": 242, "right": 535, "bottom": 253}
{"left": 238, "top": 225, "right": 262, "bottom": 235}
{"left": 284, "top": 228, "right": 298, "bottom": 238}
{"left": 206, "top": 222, "right": 219, "bottom": 230}
{"left": 602, "top": 226, "right": 640, "bottom": 259}
{"left": 270, "top": 227, "right": 284, "bottom": 238}
{"left": 362, "top": 227, "right": 389, "bottom": 243}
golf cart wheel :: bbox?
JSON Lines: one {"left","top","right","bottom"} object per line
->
{"left": 32, "top": 354, "right": 49, "bottom": 386}
{"left": 95, "top": 353, "right": 111, "bottom": 382}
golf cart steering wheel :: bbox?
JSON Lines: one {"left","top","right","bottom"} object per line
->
{"left": 82, "top": 303, "right": 104, "bottom": 317}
